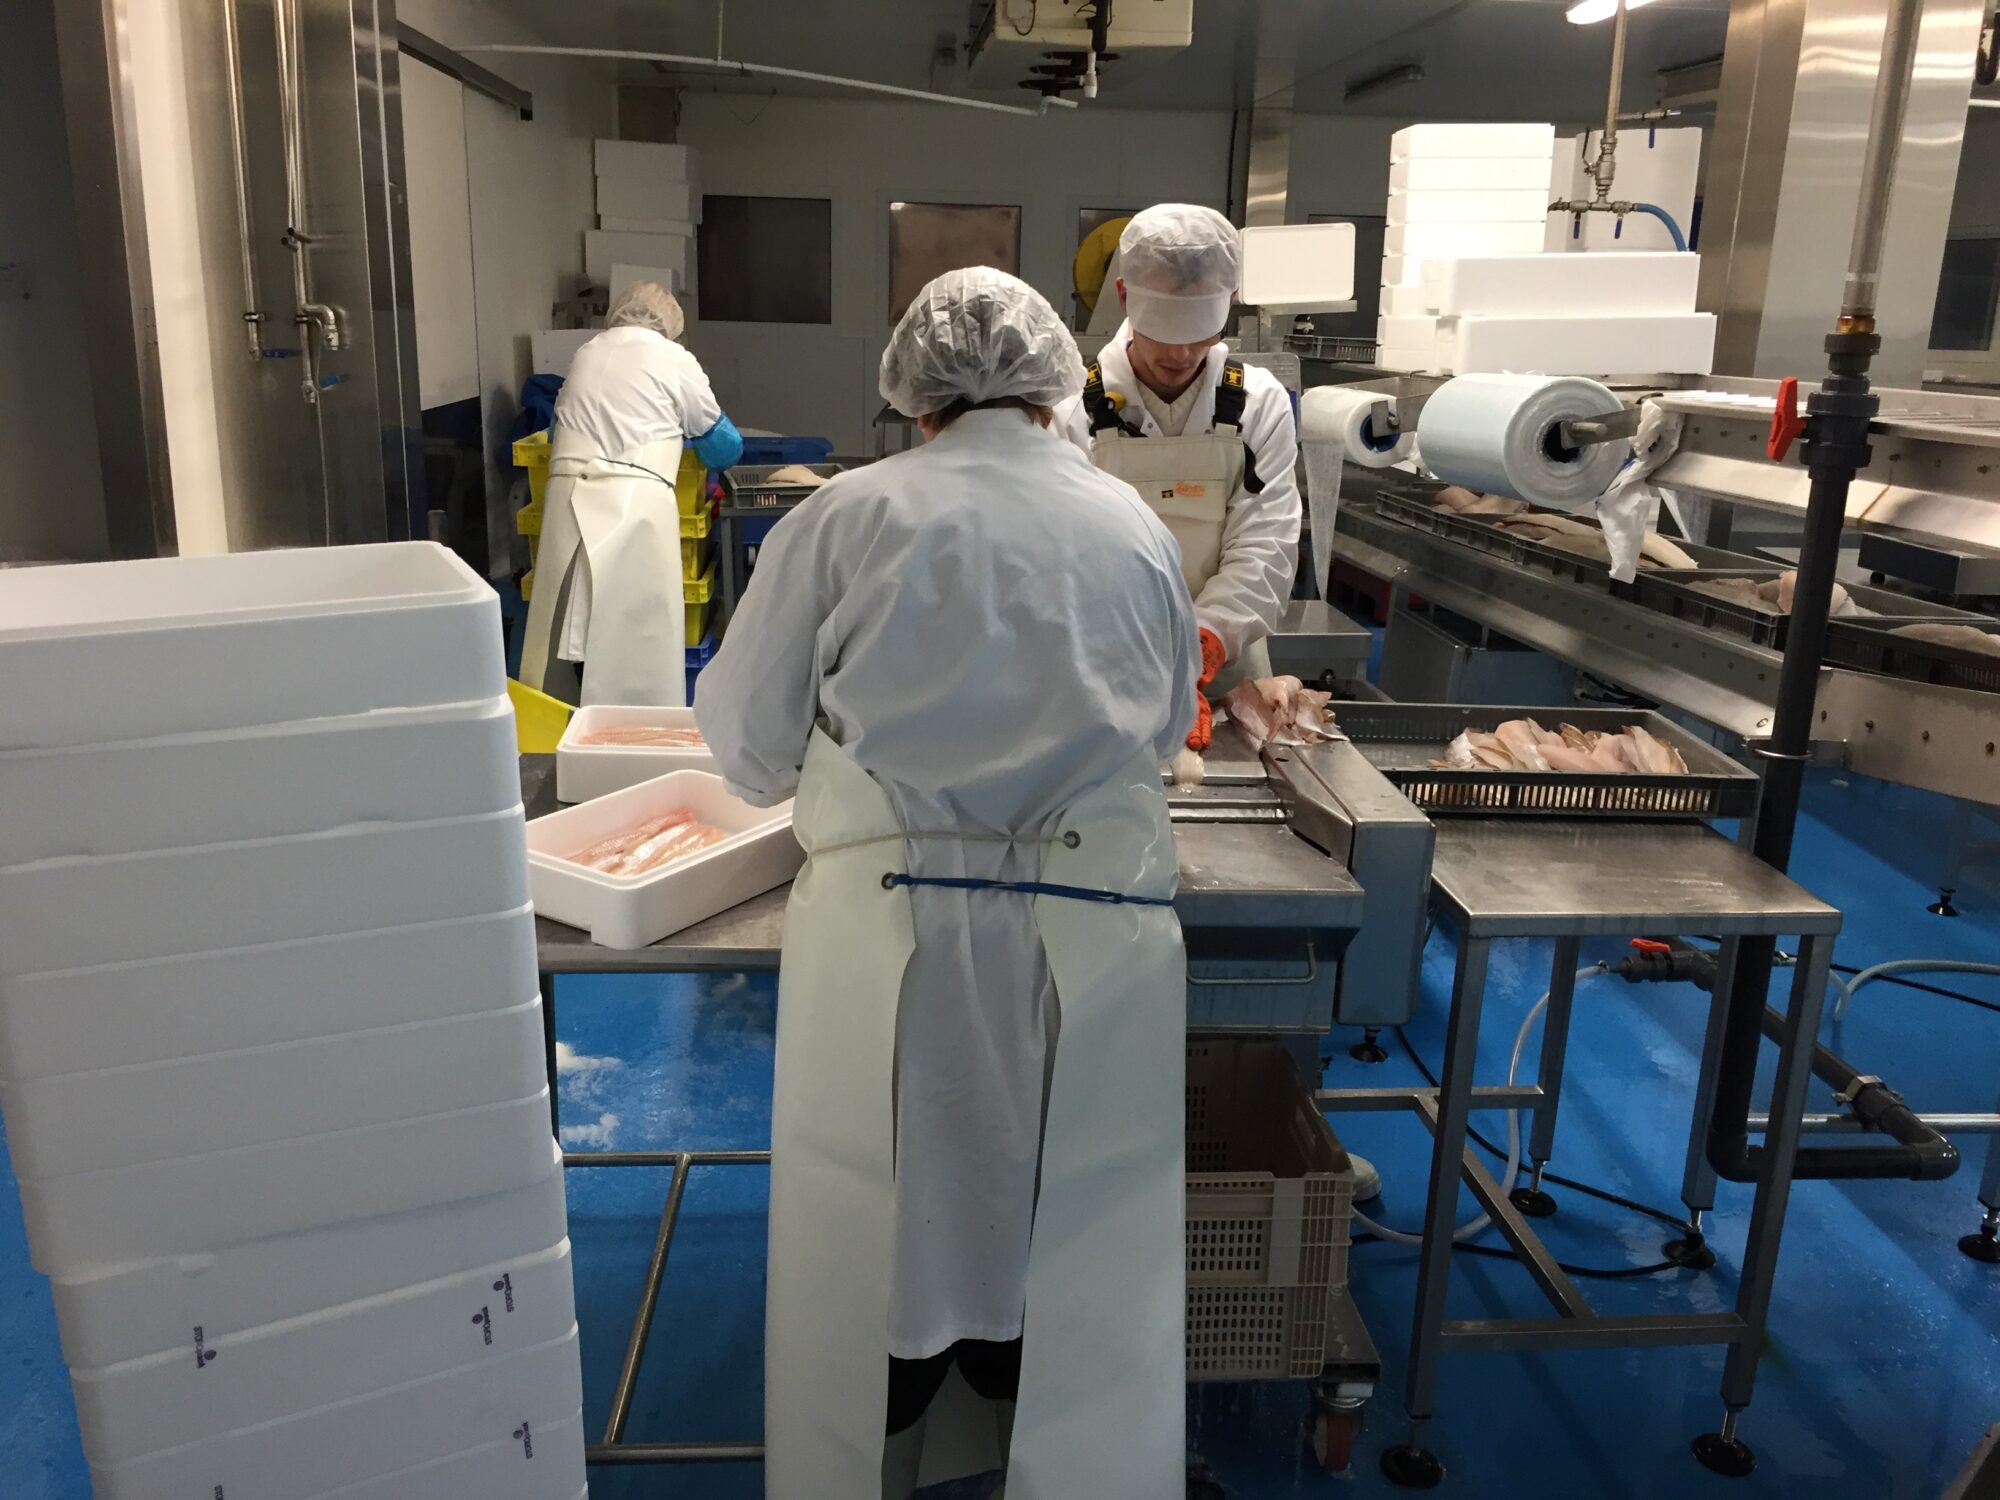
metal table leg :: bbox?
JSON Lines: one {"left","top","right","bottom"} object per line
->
{"left": 1673, "top": 936, "right": 1738, "bottom": 1264}
{"left": 1381, "top": 929, "right": 1490, "bottom": 1489}
{"left": 1695, "top": 932, "right": 1832, "bottom": 1474}
{"left": 1519, "top": 936, "right": 1582, "bottom": 1214}
{"left": 1961, "top": 1094, "right": 2000, "bottom": 1264}
{"left": 541, "top": 971, "right": 560, "bottom": 1138}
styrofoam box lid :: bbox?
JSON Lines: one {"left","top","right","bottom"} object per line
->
{"left": 1447, "top": 310, "right": 1716, "bottom": 378}
{"left": 1391, "top": 122, "right": 1556, "bottom": 161}
{"left": 302, "top": 1409, "right": 586, "bottom": 1500}
{"left": 71, "top": 1239, "right": 577, "bottom": 1467}
{"left": 0, "top": 542, "right": 503, "bottom": 750}
{"left": 2, "top": 996, "right": 547, "bottom": 1179}
{"left": 0, "top": 695, "right": 519, "bottom": 865}
{"left": 610, "top": 261, "right": 687, "bottom": 305}
{"left": 1387, "top": 188, "right": 1554, "bottom": 227}
{"left": 1421, "top": 250, "right": 1701, "bottom": 318}
{"left": 0, "top": 903, "right": 539, "bottom": 1084}
{"left": 49, "top": 1142, "right": 566, "bottom": 1370}
{"left": 595, "top": 139, "right": 696, "bottom": 177}
{"left": 1391, "top": 156, "right": 1554, "bottom": 192}
{"left": 1241, "top": 223, "right": 1356, "bottom": 310}
{"left": 88, "top": 1324, "right": 583, "bottom": 1500}
{"left": 557, "top": 704, "right": 715, "bottom": 802}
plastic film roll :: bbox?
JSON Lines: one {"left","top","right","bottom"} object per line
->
{"left": 1416, "top": 373, "right": 1625, "bottom": 511}
{"left": 1300, "top": 385, "right": 1415, "bottom": 469}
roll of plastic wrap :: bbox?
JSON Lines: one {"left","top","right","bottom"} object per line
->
{"left": 1301, "top": 385, "right": 1415, "bottom": 469}
{"left": 1416, "top": 372, "right": 1625, "bottom": 511}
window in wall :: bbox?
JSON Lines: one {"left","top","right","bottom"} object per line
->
{"left": 1073, "top": 208, "right": 1135, "bottom": 328}
{"left": 696, "top": 196, "right": 833, "bottom": 324}
{"left": 887, "top": 202, "right": 1022, "bottom": 323}
{"left": 1929, "top": 237, "right": 2000, "bottom": 352}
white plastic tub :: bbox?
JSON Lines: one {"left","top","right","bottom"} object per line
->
{"left": 3, "top": 996, "right": 546, "bottom": 1179}
{"left": 0, "top": 542, "right": 505, "bottom": 751}
{"left": 0, "top": 695, "right": 518, "bottom": 864}
{"left": 0, "top": 806, "right": 529, "bottom": 978}
{"left": 556, "top": 704, "right": 717, "bottom": 802}
{"left": 88, "top": 1323, "right": 584, "bottom": 1500}
{"left": 0, "top": 903, "right": 538, "bottom": 1083}
{"left": 72, "top": 1238, "right": 576, "bottom": 1466}
{"left": 49, "top": 1143, "right": 567, "bottom": 1370}
{"left": 526, "top": 770, "right": 801, "bottom": 949}
{"left": 17, "top": 1086, "right": 556, "bottom": 1274}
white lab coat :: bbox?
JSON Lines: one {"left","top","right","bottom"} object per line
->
{"left": 695, "top": 408, "right": 1198, "bottom": 1358}
{"left": 553, "top": 325, "right": 722, "bottom": 457}
{"left": 1056, "top": 323, "right": 1302, "bottom": 661}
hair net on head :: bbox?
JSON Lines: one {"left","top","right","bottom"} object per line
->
{"left": 878, "top": 267, "right": 1085, "bottom": 419}
{"left": 606, "top": 281, "right": 686, "bottom": 341}
{"left": 1118, "top": 205, "right": 1241, "bottom": 344}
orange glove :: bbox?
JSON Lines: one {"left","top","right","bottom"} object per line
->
{"left": 1187, "top": 627, "right": 1227, "bottom": 752}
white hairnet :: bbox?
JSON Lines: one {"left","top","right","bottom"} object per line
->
{"left": 878, "top": 267, "right": 1085, "bottom": 418}
{"left": 606, "top": 281, "right": 686, "bottom": 341}
{"left": 1119, "top": 205, "right": 1241, "bottom": 344}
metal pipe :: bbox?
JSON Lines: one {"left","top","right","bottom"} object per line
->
{"left": 563, "top": 1149, "right": 770, "bottom": 1168}
{"left": 271, "top": 0, "right": 339, "bottom": 359}
{"left": 1594, "top": 0, "right": 1629, "bottom": 203}
{"left": 219, "top": 0, "right": 264, "bottom": 357}
{"left": 1750, "top": 1113, "right": 2000, "bottom": 1135}
{"left": 1841, "top": 0, "right": 1926, "bottom": 328}
{"left": 602, "top": 1156, "right": 693, "bottom": 1445}
{"left": 586, "top": 1442, "right": 764, "bottom": 1463}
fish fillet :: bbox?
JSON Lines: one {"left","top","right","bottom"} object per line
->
{"left": 1222, "top": 676, "right": 1339, "bottom": 752}
{"left": 1493, "top": 719, "right": 1552, "bottom": 772}
{"left": 563, "top": 807, "right": 727, "bottom": 876}
{"left": 1890, "top": 623, "right": 2000, "bottom": 657}
{"left": 576, "top": 726, "right": 708, "bottom": 748}
{"left": 1170, "top": 747, "right": 1206, "bottom": 788}
{"left": 1624, "top": 724, "right": 1688, "bottom": 775}
{"left": 1639, "top": 534, "right": 1699, "bottom": 570}
{"left": 766, "top": 464, "right": 828, "bottom": 487}
{"left": 1425, "top": 717, "right": 1688, "bottom": 776}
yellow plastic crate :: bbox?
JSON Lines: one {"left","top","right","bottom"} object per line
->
{"left": 685, "top": 562, "right": 717, "bottom": 640}
{"left": 682, "top": 534, "right": 712, "bottom": 584}
{"left": 506, "top": 678, "right": 573, "bottom": 755}
{"left": 514, "top": 432, "right": 713, "bottom": 602}
{"left": 676, "top": 449, "right": 709, "bottom": 519}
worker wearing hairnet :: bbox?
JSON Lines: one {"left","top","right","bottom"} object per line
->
{"left": 697, "top": 267, "right": 1195, "bottom": 1499}
{"left": 519, "top": 281, "right": 743, "bottom": 706}
{"left": 1056, "top": 204, "right": 1301, "bottom": 751}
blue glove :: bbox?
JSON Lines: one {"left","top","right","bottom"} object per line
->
{"left": 690, "top": 413, "right": 744, "bottom": 470}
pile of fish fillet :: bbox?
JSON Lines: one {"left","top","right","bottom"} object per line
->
{"left": 1686, "top": 570, "right": 1865, "bottom": 618}
{"left": 1433, "top": 488, "right": 1699, "bottom": 570}
{"left": 575, "top": 725, "right": 707, "bottom": 748}
{"left": 1889, "top": 623, "right": 2000, "bottom": 658}
{"left": 563, "top": 808, "right": 727, "bottom": 876}
{"left": 1222, "top": 675, "right": 1341, "bottom": 753}
{"left": 1431, "top": 718, "right": 1689, "bottom": 775}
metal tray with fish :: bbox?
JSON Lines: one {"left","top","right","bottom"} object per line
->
{"left": 1373, "top": 489, "right": 1613, "bottom": 587}
{"left": 1630, "top": 569, "right": 1984, "bottom": 650}
{"left": 1822, "top": 618, "right": 2000, "bottom": 694}
{"left": 719, "top": 462, "right": 848, "bottom": 513}
{"left": 1332, "top": 703, "right": 1759, "bottom": 819}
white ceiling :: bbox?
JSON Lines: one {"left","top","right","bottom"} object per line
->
{"left": 476, "top": 0, "right": 1731, "bottom": 124}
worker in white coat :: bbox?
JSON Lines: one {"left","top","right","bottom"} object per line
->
{"left": 695, "top": 268, "right": 1196, "bottom": 1499}
{"left": 1056, "top": 204, "right": 1301, "bottom": 750}
{"left": 519, "top": 281, "right": 742, "bottom": 706}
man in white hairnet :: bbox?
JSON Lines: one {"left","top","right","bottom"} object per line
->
{"left": 697, "top": 267, "right": 1195, "bottom": 1499}
{"left": 1057, "top": 204, "right": 1301, "bottom": 753}
{"left": 520, "top": 280, "right": 742, "bottom": 706}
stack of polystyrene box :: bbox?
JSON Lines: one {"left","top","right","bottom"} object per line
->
{"left": 589, "top": 139, "right": 702, "bottom": 291}
{"left": 0, "top": 542, "right": 585, "bottom": 1500}
{"left": 1377, "top": 122, "right": 1558, "bottom": 369}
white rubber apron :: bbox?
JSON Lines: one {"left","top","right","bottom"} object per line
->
{"left": 764, "top": 730, "right": 1185, "bottom": 1500}
{"left": 518, "top": 429, "right": 687, "bottom": 706}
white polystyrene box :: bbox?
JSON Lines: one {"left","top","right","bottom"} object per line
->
{"left": 0, "top": 696, "right": 517, "bottom": 865}
{"left": 0, "top": 807, "right": 528, "bottom": 978}
{"left": 1447, "top": 312, "right": 1716, "bottom": 376}
{"left": 1376, "top": 346, "right": 1439, "bottom": 374}
{"left": 1422, "top": 252, "right": 1699, "bottom": 318}
{"left": 0, "top": 904, "right": 538, "bottom": 1083}
{"left": 595, "top": 138, "right": 696, "bottom": 182}
{"left": 0, "top": 542, "right": 502, "bottom": 751}
{"left": 48, "top": 1143, "right": 566, "bottom": 1370}
{"left": 1387, "top": 188, "right": 1554, "bottom": 226}
{"left": 599, "top": 179, "right": 694, "bottom": 226}
{"left": 306, "top": 1410, "right": 586, "bottom": 1500}
{"left": 1240, "top": 223, "right": 1356, "bottom": 310}
{"left": 1377, "top": 315, "right": 1441, "bottom": 354}
{"left": 585, "top": 229, "right": 689, "bottom": 286}
{"left": 88, "top": 1324, "right": 583, "bottom": 1500}
{"left": 1381, "top": 283, "right": 1435, "bottom": 317}
{"left": 557, "top": 706, "right": 717, "bottom": 802}
{"left": 531, "top": 329, "right": 597, "bottom": 377}
{"left": 1381, "top": 253, "right": 1411, "bottom": 287}
{"left": 609, "top": 261, "right": 687, "bottom": 307}
{"left": 1386, "top": 219, "right": 1549, "bottom": 262}
{"left": 72, "top": 1239, "right": 576, "bottom": 1466}
{"left": 1390, "top": 156, "right": 1554, "bottom": 192}
{"left": 2, "top": 997, "right": 546, "bottom": 1179}
{"left": 526, "top": 770, "right": 803, "bottom": 949}
{"left": 1392, "top": 122, "right": 1555, "bottom": 161}
{"left": 17, "top": 1087, "right": 556, "bottom": 1273}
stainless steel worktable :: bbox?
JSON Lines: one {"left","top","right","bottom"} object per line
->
{"left": 1321, "top": 815, "right": 1842, "bottom": 1488}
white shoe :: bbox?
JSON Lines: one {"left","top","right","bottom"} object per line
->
{"left": 1346, "top": 1152, "right": 1382, "bottom": 1201}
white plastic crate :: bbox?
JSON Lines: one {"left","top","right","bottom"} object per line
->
{"left": 72, "top": 1239, "right": 575, "bottom": 1467}
{"left": 1387, "top": 188, "right": 1552, "bottom": 226}
{"left": 88, "top": 1323, "right": 584, "bottom": 1500}
{"left": 526, "top": 770, "right": 802, "bottom": 949}
{"left": 556, "top": 704, "right": 717, "bottom": 802}
{"left": 17, "top": 1087, "right": 556, "bottom": 1274}
{"left": 2, "top": 997, "right": 545, "bottom": 1179}
{"left": 49, "top": 1144, "right": 567, "bottom": 1370}
{"left": 1422, "top": 251, "right": 1700, "bottom": 318}
{"left": 1391, "top": 121, "right": 1555, "bottom": 161}
{"left": 0, "top": 903, "right": 537, "bottom": 1083}
{"left": 307, "top": 1410, "right": 586, "bottom": 1500}
{"left": 0, "top": 542, "right": 503, "bottom": 751}
{"left": 0, "top": 696, "right": 518, "bottom": 865}
{"left": 1390, "top": 156, "right": 1554, "bottom": 192}
{"left": 0, "top": 807, "right": 528, "bottom": 978}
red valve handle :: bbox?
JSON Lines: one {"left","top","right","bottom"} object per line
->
{"left": 1630, "top": 938, "right": 1674, "bottom": 955}
{"left": 1767, "top": 375, "right": 1807, "bottom": 462}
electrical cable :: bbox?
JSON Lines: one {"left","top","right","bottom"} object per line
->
{"left": 1352, "top": 1232, "right": 1689, "bottom": 1280}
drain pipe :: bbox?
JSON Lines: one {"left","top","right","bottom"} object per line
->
{"left": 1704, "top": 0, "right": 1958, "bottom": 1186}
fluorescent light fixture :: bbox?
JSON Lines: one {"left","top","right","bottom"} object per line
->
{"left": 1567, "top": 0, "right": 1660, "bottom": 23}
{"left": 1973, "top": 96, "right": 2000, "bottom": 109}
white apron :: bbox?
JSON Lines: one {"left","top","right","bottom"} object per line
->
{"left": 764, "top": 730, "right": 1186, "bottom": 1500}
{"left": 518, "top": 428, "right": 688, "bottom": 706}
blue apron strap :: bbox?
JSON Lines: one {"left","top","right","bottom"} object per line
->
{"left": 882, "top": 872, "right": 1174, "bottom": 909}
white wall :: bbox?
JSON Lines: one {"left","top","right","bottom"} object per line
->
{"left": 0, "top": 0, "right": 108, "bottom": 562}
{"left": 671, "top": 96, "right": 1405, "bottom": 452}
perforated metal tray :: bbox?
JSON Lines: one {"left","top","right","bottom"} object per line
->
{"left": 1631, "top": 569, "right": 1984, "bottom": 650}
{"left": 1823, "top": 618, "right": 2000, "bottom": 694}
{"left": 1334, "top": 703, "right": 1758, "bottom": 819}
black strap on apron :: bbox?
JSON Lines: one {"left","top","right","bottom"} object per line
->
{"left": 1090, "top": 357, "right": 1265, "bottom": 493}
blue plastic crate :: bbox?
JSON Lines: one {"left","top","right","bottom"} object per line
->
{"left": 737, "top": 436, "right": 833, "bottom": 467}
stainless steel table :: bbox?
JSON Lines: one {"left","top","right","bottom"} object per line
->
{"left": 1320, "top": 817, "right": 1841, "bottom": 1488}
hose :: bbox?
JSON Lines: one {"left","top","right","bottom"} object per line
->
{"left": 1629, "top": 201, "right": 1688, "bottom": 251}
{"left": 1353, "top": 966, "right": 1605, "bottom": 1245}
{"left": 1832, "top": 959, "right": 2000, "bottom": 1019}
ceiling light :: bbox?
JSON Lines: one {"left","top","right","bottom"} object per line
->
{"left": 1567, "top": 0, "right": 1661, "bottom": 24}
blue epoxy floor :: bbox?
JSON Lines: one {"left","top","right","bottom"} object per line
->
{"left": 2, "top": 769, "right": 1996, "bottom": 1498}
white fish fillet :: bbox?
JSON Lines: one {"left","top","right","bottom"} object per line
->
{"left": 766, "top": 464, "right": 828, "bottom": 487}
{"left": 1222, "top": 677, "right": 1339, "bottom": 752}
{"left": 576, "top": 726, "right": 707, "bottom": 748}
{"left": 1890, "top": 623, "right": 2000, "bottom": 657}
{"left": 1426, "top": 717, "right": 1688, "bottom": 776}
{"left": 1170, "top": 747, "right": 1206, "bottom": 788}
{"left": 563, "top": 807, "right": 726, "bottom": 876}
